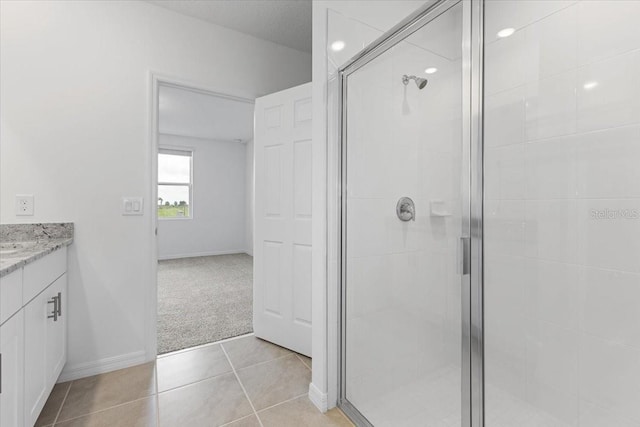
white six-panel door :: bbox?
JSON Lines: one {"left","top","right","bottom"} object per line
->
{"left": 253, "top": 83, "right": 312, "bottom": 356}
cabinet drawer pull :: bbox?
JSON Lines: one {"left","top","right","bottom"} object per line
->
{"left": 47, "top": 296, "right": 59, "bottom": 321}
{"left": 57, "top": 292, "right": 62, "bottom": 316}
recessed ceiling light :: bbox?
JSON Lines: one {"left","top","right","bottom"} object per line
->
{"left": 331, "top": 40, "right": 345, "bottom": 52}
{"left": 424, "top": 67, "right": 438, "bottom": 74}
{"left": 583, "top": 81, "right": 598, "bottom": 90}
{"left": 497, "top": 28, "right": 516, "bottom": 38}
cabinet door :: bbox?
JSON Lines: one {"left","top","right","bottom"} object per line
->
{"left": 46, "top": 274, "right": 67, "bottom": 384}
{"left": 0, "top": 311, "right": 25, "bottom": 427}
{"left": 24, "top": 284, "right": 54, "bottom": 426}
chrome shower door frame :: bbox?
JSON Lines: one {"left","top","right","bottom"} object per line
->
{"left": 335, "top": 0, "right": 485, "bottom": 426}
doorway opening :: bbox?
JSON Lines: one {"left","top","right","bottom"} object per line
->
{"left": 154, "top": 81, "right": 256, "bottom": 355}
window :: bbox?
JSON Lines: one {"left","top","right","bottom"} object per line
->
{"left": 158, "top": 148, "right": 192, "bottom": 219}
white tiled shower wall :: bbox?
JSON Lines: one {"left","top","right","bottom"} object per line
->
{"left": 484, "top": 1, "right": 640, "bottom": 426}
{"left": 339, "top": 4, "right": 464, "bottom": 425}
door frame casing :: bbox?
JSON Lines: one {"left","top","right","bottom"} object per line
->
{"left": 147, "top": 73, "right": 255, "bottom": 360}
{"left": 330, "top": 0, "right": 485, "bottom": 425}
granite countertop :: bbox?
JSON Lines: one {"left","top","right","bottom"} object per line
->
{"left": 0, "top": 223, "right": 74, "bottom": 278}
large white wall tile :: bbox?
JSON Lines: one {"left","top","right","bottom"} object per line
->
{"left": 484, "top": 86, "right": 525, "bottom": 148}
{"left": 346, "top": 198, "right": 388, "bottom": 258}
{"left": 523, "top": 4, "right": 578, "bottom": 82}
{"left": 577, "top": 0, "right": 640, "bottom": 65}
{"left": 525, "top": 321, "right": 579, "bottom": 397}
{"left": 419, "top": 151, "right": 457, "bottom": 202}
{"left": 525, "top": 326, "right": 580, "bottom": 425}
{"left": 485, "top": 254, "right": 527, "bottom": 400}
{"left": 525, "top": 259, "right": 579, "bottom": 329}
{"left": 485, "top": 254, "right": 526, "bottom": 324}
{"left": 575, "top": 125, "right": 640, "bottom": 199}
{"left": 485, "top": 258, "right": 527, "bottom": 399}
{"left": 485, "top": 1, "right": 640, "bottom": 423}
{"left": 525, "top": 70, "right": 577, "bottom": 141}
{"left": 579, "top": 267, "right": 640, "bottom": 348}
{"left": 577, "top": 51, "right": 640, "bottom": 132}
{"left": 525, "top": 200, "right": 579, "bottom": 264}
{"left": 524, "top": 135, "right": 577, "bottom": 200}
{"left": 346, "top": 255, "right": 393, "bottom": 320}
{"left": 485, "top": 0, "right": 577, "bottom": 44}
{"left": 579, "top": 399, "right": 640, "bottom": 427}
{"left": 578, "top": 199, "right": 640, "bottom": 273}
{"left": 485, "top": 144, "right": 526, "bottom": 201}
{"left": 485, "top": 200, "right": 526, "bottom": 257}
{"left": 392, "top": 250, "right": 447, "bottom": 322}
{"left": 485, "top": 30, "right": 527, "bottom": 95}
{"left": 580, "top": 334, "right": 640, "bottom": 423}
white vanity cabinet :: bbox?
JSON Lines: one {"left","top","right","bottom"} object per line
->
{"left": 0, "top": 309, "right": 25, "bottom": 427}
{"left": 0, "top": 246, "right": 68, "bottom": 427}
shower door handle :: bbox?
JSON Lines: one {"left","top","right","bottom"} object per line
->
{"left": 457, "top": 236, "right": 471, "bottom": 276}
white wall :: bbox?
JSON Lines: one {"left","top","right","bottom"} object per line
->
{"left": 245, "top": 139, "right": 254, "bottom": 256}
{"left": 157, "top": 134, "right": 247, "bottom": 259}
{"left": 0, "top": 0, "right": 310, "bottom": 380}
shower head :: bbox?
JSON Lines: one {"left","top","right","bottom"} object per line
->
{"left": 402, "top": 74, "right": 428, "bottom": 89}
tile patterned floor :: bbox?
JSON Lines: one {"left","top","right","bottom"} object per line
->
{"left": 37, "top": 335, "right": 352, "bottom": 427}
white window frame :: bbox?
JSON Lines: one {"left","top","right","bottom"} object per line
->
{"left": 157, "top": 147, "right": 193, "bottom": 220}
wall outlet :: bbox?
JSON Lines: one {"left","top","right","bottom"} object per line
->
{"left": 16, "top": 194, "right": 34, "bottom": 216}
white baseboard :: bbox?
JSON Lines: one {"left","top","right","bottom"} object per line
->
{"left": 308, "top": 382, "right": 328, "bottom": 413}
{"left": 158, "top": 249, "right": 246, "bottom": 260}
{"left": 58, "top": 350, "right": 148, "bottom": 382}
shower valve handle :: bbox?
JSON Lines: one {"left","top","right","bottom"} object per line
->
{"left": 396, "top": 197, "right": 415, "bottom": 221}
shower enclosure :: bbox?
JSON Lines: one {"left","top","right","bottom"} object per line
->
{"left": 335, "top": 0, "right": 640, "bottom": 426}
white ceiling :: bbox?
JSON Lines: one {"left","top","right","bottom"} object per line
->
{"left": 159, "top": 85, "right": 254, "bottom": 142}
{"left": 146, "top": 0, "right": 312, "bottom": 53}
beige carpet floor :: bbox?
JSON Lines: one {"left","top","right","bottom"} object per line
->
{"left": 157, "top": 254, "right": 253, "bottom": 354}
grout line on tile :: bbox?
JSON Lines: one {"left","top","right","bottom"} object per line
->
{"left": 219, "top": 413, "right": 258, "bottom": 426}
{"left": 221, "top": 344, "right": 265, "bottom": 427}
{"left": 157, "top": 368, "right": 234, "bottom": 394}
{"left": 54, "top": 395, "right": 155, "bottom": 425}
{"left": 158, "top": 332, "right": 255, "bottom": 359}
{"left": 295, "top": 354, "right": 312, "bottom": 371}
{"left": 232, "top": 352, "right": 297, "bottom": 373}
{"left": 254, "top": 392, "right": 308, "bottom": 414}
{"left": 52, "top": 381, "right": 73, "bottom": 425}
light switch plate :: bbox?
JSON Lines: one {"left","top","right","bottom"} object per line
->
{"left": 16, "top": 194, "right": 34, "bottom": 216}
{"left": 122, "top": 197, "right": 144, "bottom": 216}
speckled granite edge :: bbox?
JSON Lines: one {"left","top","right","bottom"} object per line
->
{"left": 0, "top": 238, "right": 73, "bottom": 278}
{"left": 0, "top": 223, "right": 74, "bottom": 241}
{"left": 0, "top": 223, "right": 74, "bottom": 278}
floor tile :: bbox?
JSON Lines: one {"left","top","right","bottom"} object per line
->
{"left": 158, "top": 372, "right": 252, "bottom": 427}
{"left": 57, "top": 363, "right": 156, "bottom": 422}
{"left": 54, "top": 397, "right": 157, "bottom": 427}
{"left": 157, "top": 344, "right": 232, "bottom": 392}
{"left": 36, "top": 381, "right": 71, "bottom": 426}
{"left": 221, "top": 336, "right": 292, "bottom": 369}
{"left": 297, "top": 354, "right": 312, "bottom": 370}
{"left": 236, "top": 354, "right": 310, "bottom": 410}
{"left": 222, "top": 415, "right": 261, "bottom": 427}
{"left": 259, "top": 396, "right": 354, "bottom": 427}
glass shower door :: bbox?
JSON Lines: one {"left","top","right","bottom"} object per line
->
{"left": 340, "top": 2, "right": 467, "bottom": 425}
